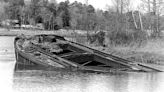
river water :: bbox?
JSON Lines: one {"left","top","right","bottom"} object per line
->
{"left": 0, "top": 36, "right": 164, "bottom": 92}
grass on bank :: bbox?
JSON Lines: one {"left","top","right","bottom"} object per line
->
{"left": 89, "top": 38, "right": 164, "bottom": 65}
{"left": 69, "top": 29, "right": 164, "bottom": 65}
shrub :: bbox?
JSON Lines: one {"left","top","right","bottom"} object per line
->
{"left": 107, "top": 29, "right": 148, "bottom": 47}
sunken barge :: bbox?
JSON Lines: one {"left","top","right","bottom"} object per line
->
{"left": 14, "top": 34, "right": 162, "bottom": 73}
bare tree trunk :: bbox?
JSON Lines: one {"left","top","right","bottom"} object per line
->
{"left": 116, "top": 0, "right": 119, "bottom": 13}
{"left": 148, "top": 0, "right": 150, "bottom": 13}
{"left": 139, "top": 12, "right": 143, "bottom": 30}
{"left": 153, "top": 0, "right": 156, "bottom": 15}
{"left": 147, "top": 0, "right": 152, "bottom": 32}
{"left": 120, "top": 0, "right": 123, "bottom": 14}
{"left": 132, "top": 11, "right": 137, "bottom": 29}
{"left": 153, "top": 0, "right": 158, "bottom": 36}
{"left": 85, "top": 0, "right": 89, "bottom": 43}
{"left": 156, "top": 8, "right": 160, "bottom": 36}
{"left": 52, "top": 17, "right": 54, "bottom": 30}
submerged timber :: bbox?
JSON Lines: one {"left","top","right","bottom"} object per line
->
{"left": 14, "top": 34, "right": 162, "bottom": 73}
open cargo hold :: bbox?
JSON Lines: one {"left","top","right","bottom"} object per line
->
{"left": 14, "top": 34, "right": 162, "bottom": 73}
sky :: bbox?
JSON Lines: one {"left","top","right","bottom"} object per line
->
{"left": 56, "top": 0, "right": 141, "bottom": 10}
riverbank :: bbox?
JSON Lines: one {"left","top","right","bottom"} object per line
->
{"left": 1, "top": 28, "right": 164, "bottom": 69}
{"left": 89, "top": 38, "right": 164, "bottom": 70}
{"left": 0, "top": 28, "right": 54, "bottom": 36}
{"left": 0, "top": 28, "right": 75, "bottom": 36}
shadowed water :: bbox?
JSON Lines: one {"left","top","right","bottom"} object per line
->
{"left": 0, "top": 36, "right": 164, "bottom": 92}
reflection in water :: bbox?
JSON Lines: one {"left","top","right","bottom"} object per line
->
{"left": 13, "top": 71, "right": 164, "bottom": 92}
{"left": 0, "top": 36, "right": 164, "bottom": 92}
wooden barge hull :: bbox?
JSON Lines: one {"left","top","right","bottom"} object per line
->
{"left": 14, "top": 34, "right": 162, "bottom": 73}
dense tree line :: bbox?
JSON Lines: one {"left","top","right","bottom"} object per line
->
{"left": 0, "top": 0, "right": 130, "bottom": 31}
{"left": 0, "top": 0, "right": 164, "bottom": 46}
{"left": 0, "top": 0, "right": 96, "bottom": 30}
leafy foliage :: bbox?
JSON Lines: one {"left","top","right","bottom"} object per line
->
{"left": 2, "top": 0, "right": 164, "bottom": 46}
